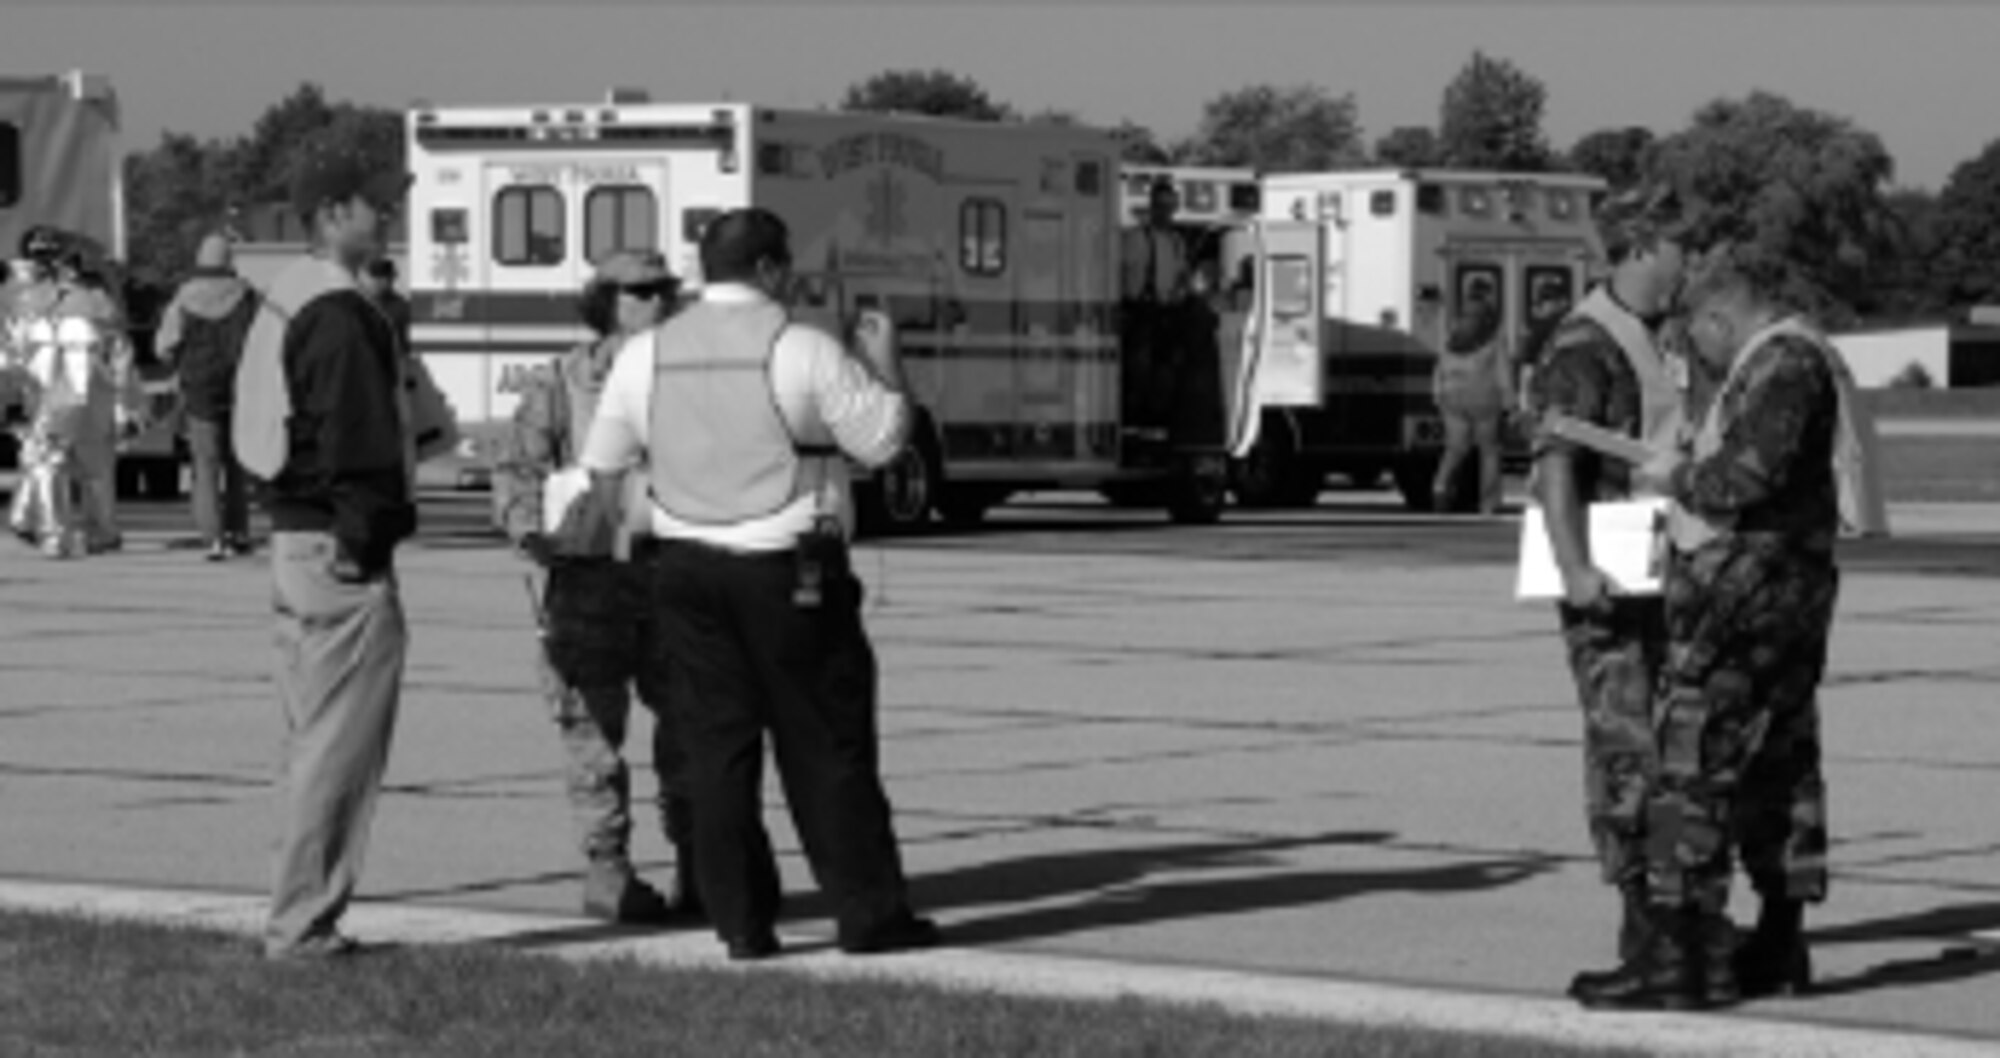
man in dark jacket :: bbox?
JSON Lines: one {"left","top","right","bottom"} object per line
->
{"left": 158, "top": 233, "right": 260, "bottom": 559}
{"left": 241, "top": 137, "right": 415, "bottom": 959}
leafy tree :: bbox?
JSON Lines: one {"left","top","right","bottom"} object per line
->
{"left": 839, "top": 69, "right": 1013, "bottom": 121}
{"left": 1437, "top": 50, "right": 1552, "bottom": 171}
{"left": 1176, "top": 83, "right": 1365, "bottom": 172}
{"left": 237, "top": 82, "right": 339, "bottom": 202}
{"left": 1648, "top": 91, "right": 1898, "bottom": 326}
{"left": 1931, "top": 138, "right": 2000, "bottom": 309}
{"left": 1109, "top": 120, "right": 1172, "bottom": 165}
{"left": 1021, "top": 107, "right": 1079, "bottom": 126}
{"left": 1862, "top": 187, "right": 1949, "bottom": 323}
{"left": 1566, "top": 126, "right": 1654, "bottom": 190}
{"left": 1373, "top": 125, "right": 1441, "bottom": 168}
{"left": 122, "top": 133, "right": 243, "bottom": 285}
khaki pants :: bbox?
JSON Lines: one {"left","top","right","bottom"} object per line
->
{"left": 265, "top": 530, "right": 407, "bottom": 954}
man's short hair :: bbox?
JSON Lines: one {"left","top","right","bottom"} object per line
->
{"left": 699, "top": 208, "right": 791, "bottom": 284}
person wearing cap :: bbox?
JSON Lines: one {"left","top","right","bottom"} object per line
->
{"left": 1120, "top": 178, "right": 1193, "bottom": 429}
{"left": 1524, "top": 182, "right": 1695, "bottom": 997}
{"left": 491, "top": 249, "right": 700, "bottom": 925}
{"left": 231, "top": 136, "right": 416, "bottom": 959}
{"left": 158, "top": 233, "right": 261, "bottom": 560}
{"left": 580, "top": 208, "right": 940, "bottom": 961}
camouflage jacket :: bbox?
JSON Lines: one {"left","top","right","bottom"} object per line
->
{"left": 1669, "top": 333, "right": 1839, "bottom": 547}
{"left": 491, "top": 338, "right": 620, "bottom": 543}
{"left": 1526, "top": 314, "right": 1644, "bottom": 502}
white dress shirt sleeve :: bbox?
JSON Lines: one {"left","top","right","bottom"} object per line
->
{"left": 578, "top": 328, "right": 655, "bottom": 473}
{"left": 790, "top": 325, "right": 908, "bottom": 469}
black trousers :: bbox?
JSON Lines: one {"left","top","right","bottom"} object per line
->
{"left": 644, "top": 539, "right": 913, "bottom": 944}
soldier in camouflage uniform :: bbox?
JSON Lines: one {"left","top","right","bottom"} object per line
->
{"left": 492, "top": 250, "right": 698, "bottom": 924}
{"left": 1574, "top": 247, "right": 1844, "bottom": 1012}
{"left": 1525, "top": 186, "right": 1691, "bottom": 993}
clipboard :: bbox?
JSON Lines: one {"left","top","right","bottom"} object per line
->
{"left": 1516, "top": 496, "right": 1670, "bottom": 601}
{"left": 1542, "top": 413, "right": 1655, "bottom": 466}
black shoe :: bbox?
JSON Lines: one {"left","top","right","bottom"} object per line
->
{"left": 1567, "top": 886, "right": 1653, "bottom": 998}
{"left": 839, "top": 914, "right": 942, "bottom": 956}
{"left": 725, "top": 931, "right": 781, "bottom": 962}
{"left": 1573, "top": 907, "right": 1740, "bottom": 1012}
{"left": 1735, "top": 899, "right": 1811, "bottom": 999}
{"left": 206, "top": 539, "right": 229, "bottom": 562}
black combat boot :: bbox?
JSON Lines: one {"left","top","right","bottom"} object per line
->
{"left": 667, "top": 841, "right": 705, "bottom": 920}
{"left": 1573, "top": 906, "right": 1741, "bottom": 1012}
{"left": 1566, "top": 883, "right": 1653, "bottom": 999}
{"left": 1735, "top": 896, "right": 1811, "bottom": 999}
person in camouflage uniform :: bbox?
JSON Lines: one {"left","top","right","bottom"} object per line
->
{"left": 1574, "top": 246, "right": 1843, "bottom": 1012}
{"left": 1525, "top": 185, "right": 1691, "bottom": 992}
{"left": 492, "top": 250, "right": 698, "bottom": 925}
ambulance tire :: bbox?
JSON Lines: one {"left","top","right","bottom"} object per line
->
{"left": 1099, "top": 483, "right": 1162, "bottom": 508}
{"left": 1394, "top": 453, "right": 1442, "bottom": 513}
{"left": 1340, "top": 463, "right": 1386, "bottom": 491}
{"left": 1166, "top": 463, "right": 1228, "bottom": 526}
{"left": 1230, "top": 412, "right": 1316, "bottom": 509}
{"left": 855, "top": 423, "right": 941, "bottom": 538}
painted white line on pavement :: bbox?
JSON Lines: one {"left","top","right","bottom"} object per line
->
{"left": 0, "top": 878, "right": 1992, "bottom": 1058}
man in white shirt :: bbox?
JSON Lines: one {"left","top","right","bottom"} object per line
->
{"left": 581, "top": 207, "right": 940, "bottom": 961}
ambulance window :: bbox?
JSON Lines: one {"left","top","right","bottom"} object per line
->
{"left": 585, "top": 185, "right": 657, "bottom": 263}
{"left": 1417, "top": 184, "right": 1446, "bottom": 216}
{"left": 1075, "top": 161, "right": 1103, "bottom": 196}
{"left": 1184, "top": 181, "right": 1217, "bottom": 214}
{"left": 1227, "top": 183, "right": 1260, "bottom": 213}
{"left": 494, "top": 186, "right": 565, "bottom": 266}
{"left": 1548, "top": 190, "right": 1576, "bottom": 222}
{"left": 960, "top": 198, "right": 1007, "bottom": 277}
{"left": 431, "top": 209, "right": 468, "bottom": 246}
{"left": 1370, "top": 190, "right": 1397, "bottom": 217}
{"left": 0, "top": 123, "right": 18, "bottom": 208}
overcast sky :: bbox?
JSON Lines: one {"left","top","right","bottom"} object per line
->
{"left": 3, "top": 0, "right": 1989, "bottom": 190}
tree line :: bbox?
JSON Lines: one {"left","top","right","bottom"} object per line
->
{"left": 121, "top": 52, "right": 2000, "bottom": 330}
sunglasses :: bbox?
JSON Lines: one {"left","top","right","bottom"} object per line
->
{"left": 617, "top": 280, "right": 675, "bottom": 300}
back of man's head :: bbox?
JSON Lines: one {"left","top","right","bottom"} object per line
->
{"left": 700, "top": 208, "right": 791, "bottom": 285}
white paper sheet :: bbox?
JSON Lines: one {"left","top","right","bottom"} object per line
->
{"left": 1516, "top": 497, "right": 1670, "bottom": 601}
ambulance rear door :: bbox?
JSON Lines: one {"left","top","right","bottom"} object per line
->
{"left": 1230, "top": 220, "right": 1323, "bottom": 457}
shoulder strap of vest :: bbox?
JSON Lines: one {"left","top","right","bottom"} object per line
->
{"left": 1568, "top": 287, "right": 1657, "bottom": 378}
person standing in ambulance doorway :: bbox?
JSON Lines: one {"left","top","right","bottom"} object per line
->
{"left": 157, "top": 233, "right": 261, "bottom": 560}
{"left": 581, "top": 208, "right": 941, "bottom": 961}
{"left": 1524, "top": 184, "right": 1695, "bottom": 998}
{"left": 1120, "top": 178, "right": 1193, "bottom": 432}
{"left": 492, "top": 249, "right": 701, "bottom": 925}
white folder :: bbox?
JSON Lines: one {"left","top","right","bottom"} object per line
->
{"left": 1516, "top": 497, "right": 1670, "bottom": 601}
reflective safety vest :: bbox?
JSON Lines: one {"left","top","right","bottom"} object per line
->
{"left": 1563, "top": 286, "right": 1684, "bottom": 496}
{"left": 646, "top": 300, "right": 818, "bottom": 525}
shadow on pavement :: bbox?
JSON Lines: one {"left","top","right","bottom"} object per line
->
{"left": 1805, "top": 901, "right": 2000, "bottom": 997}
{"left": 900, "top": 831, "right": 1556, "bottom": 947}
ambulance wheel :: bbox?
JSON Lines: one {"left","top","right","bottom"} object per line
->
{"left": 1099, "top": 483, "right": 1161, "bottom": 508}
{"left": 1167, "top": 461, "right": 1228, "bottom": 525}
{"left": 1231, "top": 412, "right": 1317, "bottom": 509}
{"left": 1394, "top": 453, "right": 1442, "bottom": 513}
{"left": 856, "top": 429, "right": 940, "bottom": 537}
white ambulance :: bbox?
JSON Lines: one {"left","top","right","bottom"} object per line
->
{"left": 404, "top": 94, "right": 1229, "bottom": 532}
{"left": 1227, "top": 168, "right": 1609, "bottom": 509}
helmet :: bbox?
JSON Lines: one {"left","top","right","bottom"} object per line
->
{"left": 20, "top": 226, "right": 65, "bottom": 264}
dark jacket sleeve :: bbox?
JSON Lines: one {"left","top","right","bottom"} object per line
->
{"left": 284, "top": 296, "right": 414, "bottom": 572}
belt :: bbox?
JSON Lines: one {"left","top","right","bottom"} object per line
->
{"left": 630, "top": 536, "right": 797, "bottom": 563}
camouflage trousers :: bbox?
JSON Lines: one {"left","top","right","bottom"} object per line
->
{"left": 1646, "top": 541, "right": 1837, "bottom": 912}
{"left": 1558, "top": 597, "right": 1667, "bottom": 887}
{"left": 538, "top": 559, "right": 692, "bottom": 868}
